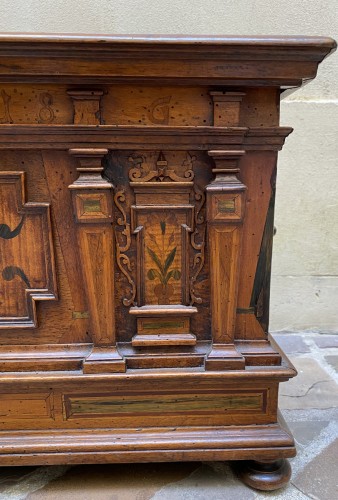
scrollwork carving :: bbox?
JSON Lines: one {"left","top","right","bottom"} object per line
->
{"left": 114, "top": 189, "right": 136, "bottom": 306}
{"left": 189, "top": 184, "right": 206, "bottom": 305}
{"left": 129, "top": 152, "right": 195, "bottom": 183}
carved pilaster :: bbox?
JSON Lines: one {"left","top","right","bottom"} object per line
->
{"left": 205, "top": 150, "right": 246, "bottom": 370}
{"left": 209, "top": 91, "right": 245, "bottom": 126}
{"left": 68, "top": 148, "right": 125, "bottom": 373}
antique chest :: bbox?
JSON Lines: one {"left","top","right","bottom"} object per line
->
{"left": 0, "top": 34, "right": 335, "bottom": 490}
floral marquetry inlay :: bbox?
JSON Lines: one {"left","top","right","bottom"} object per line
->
{"left": 145, "top": 214, "right": 182, "bottom": 305}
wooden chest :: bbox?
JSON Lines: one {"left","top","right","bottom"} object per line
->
{"left": 0, "top": 34, "right": 335, "bottom": 490}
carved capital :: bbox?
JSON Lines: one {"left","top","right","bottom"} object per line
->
{"left": 68, "top": 148, "right": 112, "bottom": 223}
{"left": 207, "top": 150, "right": 246, "bottom": 223}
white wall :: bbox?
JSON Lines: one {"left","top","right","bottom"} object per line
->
{"left": 1, "top": 0, "right": 337, "bottom": 332}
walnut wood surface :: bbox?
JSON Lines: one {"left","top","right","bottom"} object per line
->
{"left": 0, "top": 34, "right": 335, "bottom": 491}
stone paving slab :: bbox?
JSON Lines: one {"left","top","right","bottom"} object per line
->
{"left": 271, "top": 334, "right": 310, "bottom": 354}
{"left": 324, "top": 354, "right": 338, "bottom": 372}
{"left": 293, "top": 439, "right": 338, "bottom": 500}
{"left": 279, "top": 356, "right": 338, "bottom": 410}
{"left": 312, "top": 335, "right": 338, "bottom": 349}
{"left": 0, "top": 467, "right": 38, "bottom": 494}
{"left": 287, "top": 419, "right": 330, "bottom": 446}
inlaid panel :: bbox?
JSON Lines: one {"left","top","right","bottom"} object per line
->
{"left": 0, "top": 171, "right": 57, "bottom": 328}
{"left": 132, "top": 206, "right": 193, "bottom": 306}
{"left": 102, "top": 86, "right": 213, "bottom": 126}
{"left": 105, "top": 150, "right": 211, "bottom": 343}
{"left": 64, "top": 390, "right": 266, "bottom": 419}
{"left": 0, "top": 392, "right": 54, "bottom": 419}
{"left": 0, "top": 84, "right": 72, "bottom": 124}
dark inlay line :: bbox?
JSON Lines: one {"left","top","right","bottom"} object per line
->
{"left": 2, "top": 265, "right": 31, "bottom": 288}
{"left": 0, "top": 216, "right": 25, "bottom": 239}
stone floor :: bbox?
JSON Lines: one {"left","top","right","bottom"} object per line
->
{"left": 0, "top": 332, "right": 337, "bottom": 500}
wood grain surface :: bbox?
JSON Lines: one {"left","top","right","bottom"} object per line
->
{"left": 0, "top": 34, "right": 334, "bottom": 489}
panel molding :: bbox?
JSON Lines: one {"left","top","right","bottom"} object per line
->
{"left": 0, "top": 171, "right": 57, "bottom": 328}
{"left": 64, "top": 390, "right": 266, "bottom": 419}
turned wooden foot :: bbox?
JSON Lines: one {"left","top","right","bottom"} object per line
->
{"left": 236, "top": 459, "right": 291, "bottom": 491}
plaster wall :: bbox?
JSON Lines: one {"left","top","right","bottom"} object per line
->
{"left": 0, "top": 0, "right": 337, "bottom": 332}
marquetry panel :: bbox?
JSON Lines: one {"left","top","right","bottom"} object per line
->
{"left": 137, "top": 316, "right": 190, "bottom": 335}
{"left": 0, "top": 392, "right": 54, "bottom": 420}
{"left": 209, "top": 226, "right": 243, "bottom": 339}
{"left": 211, "top": 193, "right": 243, "bottom": 221}
{"left": 73, "top": 192, "right": 112, "bottom": 222}
{"left": 0, "top": 85, "right": 214, "bottom": 126}
{"left": 102, "top": 86, "right": 213, "bottom": 126}
{"left": 0, "top": 171, "right": 57, "bottom": 328}
{"left": 105, "top": 150, "right": 211, "bottom": 343}
{"left": 131, "top": 207, "right": 193, "bottom": 306}
{"left": 0, "top": 84, "right": 72, "bottom": 124}
{"left": 63, "top": 390, "right": 266, "bottom": 420}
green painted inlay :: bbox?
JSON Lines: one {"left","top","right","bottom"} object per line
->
{"left": 143, "top": 321, "right": 185, "bottom": 330}
{"left": 236, "top": 308, "right": 255, "bottom": 315}
{"left": 83, "top": 199, "right": 101, "bottom": 213}
{"left": 218, "top": 199, "right": 235, "bottom": 213}
{"left": 72, "top": 311, "right": 90, "bottom": 319}
{"left": 68, "top": 393, "right": 263, "bottom": 416}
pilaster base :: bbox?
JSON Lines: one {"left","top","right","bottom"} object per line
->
{"left": 205, "top": 344, "right": 245, "bottom": 370}
{"left": 83, "top": 346, "right": 126, "bottom": 374}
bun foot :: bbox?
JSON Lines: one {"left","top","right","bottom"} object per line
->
{"left": 236, "top": 458, "right": 291, "bottom": 491}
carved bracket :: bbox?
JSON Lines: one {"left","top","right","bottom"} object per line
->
{"left": 129, "top": 151, "right": 194, "bottom": 183}
{"left": 114, "top": 189, "right": 136, "bottom": 307}
{"left": 0, "top": 171, "right": 57, "bottom": 328}
{"left": 189, "top": 184, "right": 206, "bottom": 305}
